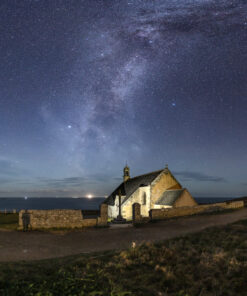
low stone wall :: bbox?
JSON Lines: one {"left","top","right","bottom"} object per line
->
{"left": 19, "top": 209, "right": 80, "bottom": 229}
{"left": 19, "top": 204, "right": 108, "bottom": 230}
{"left": 223, "top": 200, "right": 244, "bottom": 209}
{"left": 150, "top": 200, "right": 244, "bottom": 220}
{"left": 97, "top": 204, "right": 108, "bottom": 226}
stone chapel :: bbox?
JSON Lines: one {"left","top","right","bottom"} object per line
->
{"left": 104, "top": 165, "right": 197, "bottom": 220}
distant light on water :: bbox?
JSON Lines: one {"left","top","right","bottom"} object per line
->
{"left": 0, "top": 197, "right": 106, "bottom": 211}
{"left": 87, "top": 194, "right": 93, "bottom": 199}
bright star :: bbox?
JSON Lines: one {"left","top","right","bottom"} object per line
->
{"left": 67, "top": 125, "right": 72, "bottom": 129}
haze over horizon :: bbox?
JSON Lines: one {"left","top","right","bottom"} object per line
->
{"left": 0, "top": 0, "right": 246, "bottom": 198}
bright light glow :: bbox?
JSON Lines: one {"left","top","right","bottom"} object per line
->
{"left": 24, "top": 196, "right": 28, "bottom": 200}
{"left": 87, "top": 194, "right": 93, "bottom": 199}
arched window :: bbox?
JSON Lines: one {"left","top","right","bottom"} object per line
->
{"left": 142, "top": 192, "right": 146, "bottom": 205}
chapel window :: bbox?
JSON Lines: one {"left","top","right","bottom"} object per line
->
{"left": 142, "top": 192, "right": 146, "bottom": 205}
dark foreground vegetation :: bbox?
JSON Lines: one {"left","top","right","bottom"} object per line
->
{"left": 1, "top": 220, "right": 247, "bottom": 296}
{"left": 0, "top": 213, "right": 18, "bottom": 230}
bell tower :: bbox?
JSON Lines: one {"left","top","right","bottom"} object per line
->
{"left": 123, "top": 164, "right": 130, "bottom": 182}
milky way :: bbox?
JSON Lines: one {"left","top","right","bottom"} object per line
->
{"left": 0, "top": 0, "right": 246, "bottom": 197}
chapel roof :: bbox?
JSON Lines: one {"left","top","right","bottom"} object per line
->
{"left": 104, "top": 169, "right": 163, "bottom": 206}
{"left": 155, "top": 189, "right": 185, "bottom": 206}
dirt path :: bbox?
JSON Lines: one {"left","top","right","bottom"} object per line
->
{"left": 1, "top": 208, "right": 247, "bottom": 262}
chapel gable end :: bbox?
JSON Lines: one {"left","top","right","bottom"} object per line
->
{"left": 174, "top": 189, "right": 197, "bottom": 208}
{"left": 150, "top": 167, "right": 182, "bottom": 207}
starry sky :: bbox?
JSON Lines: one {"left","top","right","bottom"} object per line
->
{"left": 0, "top": 0, "right": 246, "bottom": 198}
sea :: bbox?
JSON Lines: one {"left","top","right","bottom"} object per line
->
{"left": 0, "top": 197, "right": 238, "bottom": 212}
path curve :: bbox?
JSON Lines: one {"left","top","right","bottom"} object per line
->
{"left": 1, "top": 208, "right": 247, "bottom": 262}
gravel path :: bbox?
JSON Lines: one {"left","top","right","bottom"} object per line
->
{"left": 1, "top": 208, "right": 247, "bottom": 262}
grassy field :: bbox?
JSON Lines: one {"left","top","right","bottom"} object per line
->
{"left": 0, "top": 213, "right": 18, "bottom": 230}
{"left": 0, "top": 220, "right": 247, "bottom": 296}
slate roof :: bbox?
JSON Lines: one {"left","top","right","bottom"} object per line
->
{"left": 104, "top": 170, "right": 163, "bottom": 206}
{"left": 155, "top": 189, "right": 185, "bottom": 206}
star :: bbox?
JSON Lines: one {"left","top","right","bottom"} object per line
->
{"left": 0, "top": 0, "right": 246, "bottom": 198}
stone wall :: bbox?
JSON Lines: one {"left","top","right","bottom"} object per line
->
{"left": 19, "top": 204, "right": 108, "bottom": 230}
{"left": 97, "top": 203, "right": 108, "bottom": 226}
{"left": 174, "top": 189, "right": 197, "bottom": 207}
{"left": 150, "top": 170, "right": 182, "bottom": 208}
{"left": 223, "top": 200, "right": 245, "bottom": 209}
{"left": 122, "top": 186, "right": 151, "bottom": 220}
{"left": 150, "top": 200, "right": 244, "bottom": 220}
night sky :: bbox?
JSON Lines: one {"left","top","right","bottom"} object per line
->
{"left": 0, "top": 0, "right": 246, "bottom": 198}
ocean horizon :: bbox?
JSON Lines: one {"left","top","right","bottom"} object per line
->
{"left": 0, "top": 196, "right": 240, "bottom": 212}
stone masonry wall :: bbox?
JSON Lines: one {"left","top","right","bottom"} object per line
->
{"left": 150, "top": 171, "right": 182, "bottom": 208}
{"left": 122, "top": 186, "right": 150, "bottom": 220}
{"left": 19, "top": 204, "right": 108, "bottom": 230}
{"left": 19, "top": 209, "right": 85, "bottom": 229}
{"left": 174, "top": 189, "right": 197, "bottom": 207}
{"left": 150, "top": 200, "right": 244, "bottom": 220}
{"left": 97, "top": 203, "right": 108, "bottom": 226}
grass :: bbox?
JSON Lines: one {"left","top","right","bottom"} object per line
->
{"left": 1, "top": 220, "right": 247, "bottom": 295}
{"left": 0, "top": 213, "right": 18, "bottom": 230}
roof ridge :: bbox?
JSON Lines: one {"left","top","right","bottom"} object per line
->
{"left": 166, "top": 188, "right": 184, "bottom": 191}
{"left": 128, "top": 169, "right": 163, "bottom": 181}
{"left": 163, "top": 169, "right": 182, "bottom": 188}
